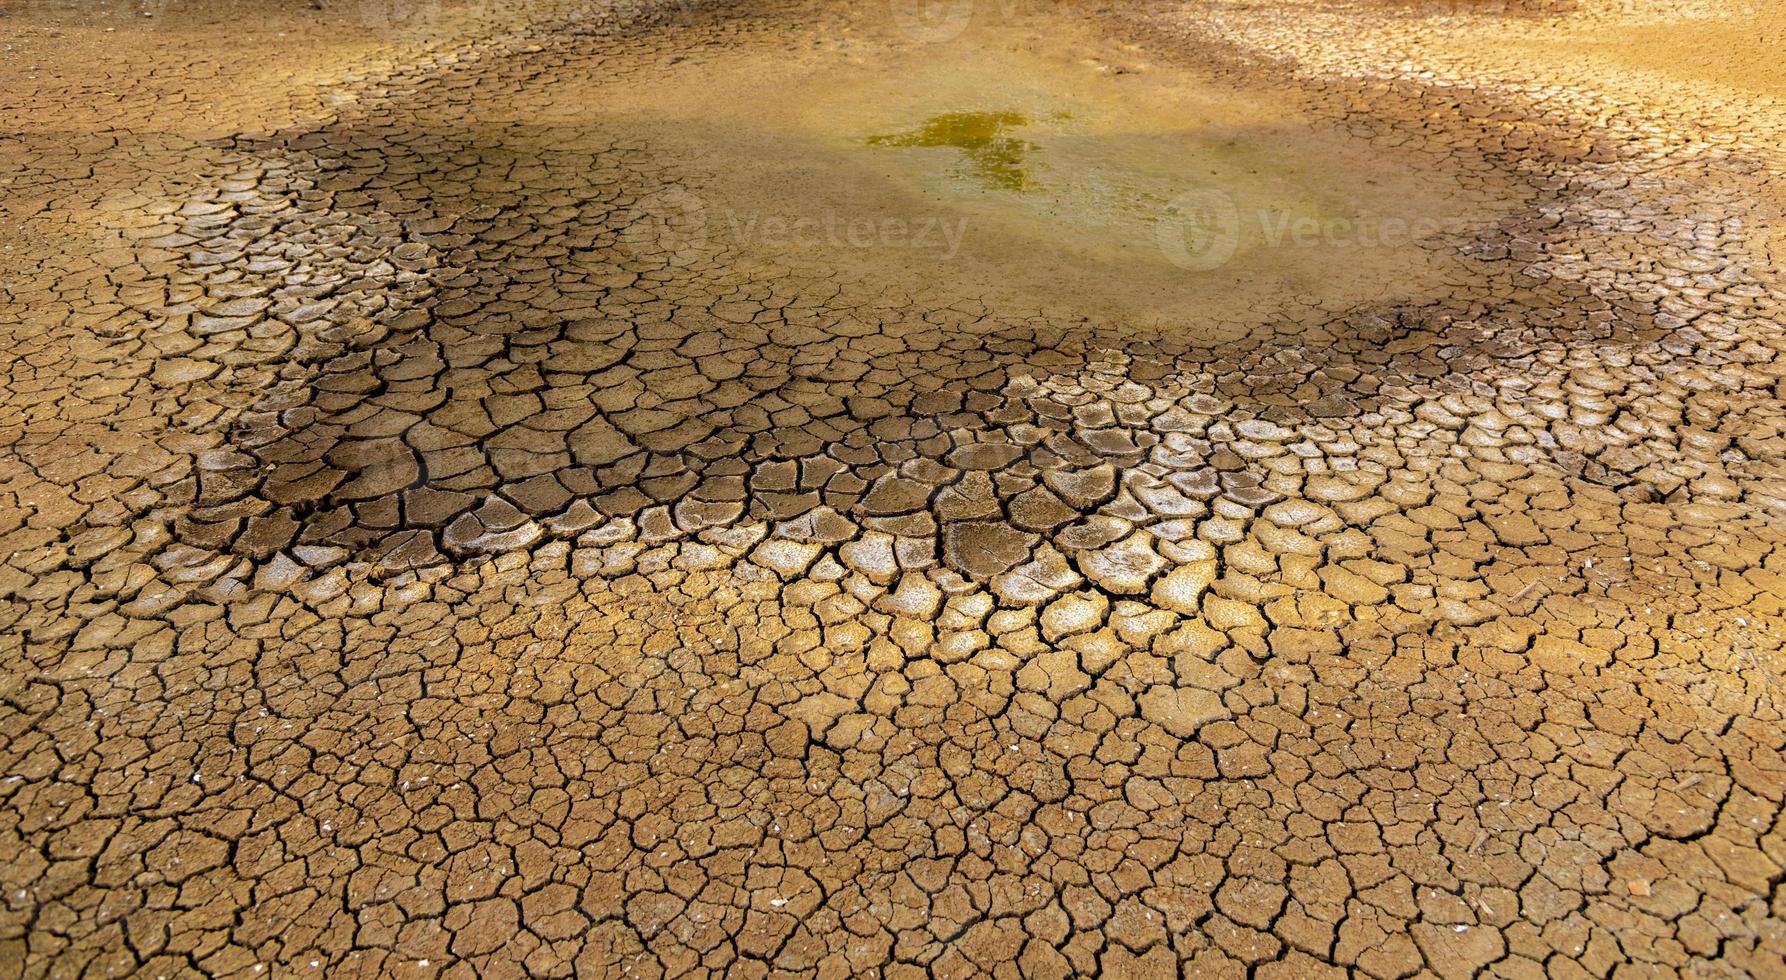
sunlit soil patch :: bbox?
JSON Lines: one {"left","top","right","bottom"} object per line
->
{"left": 572, "top": 2, "right": 1521, "bottom": 337}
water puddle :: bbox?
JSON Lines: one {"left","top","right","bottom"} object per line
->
{"left": 865, "top": 111, "right": 1037, "bottom": 192}
{"left": 568, "top": 3, "right": 1517, "bottom": 335}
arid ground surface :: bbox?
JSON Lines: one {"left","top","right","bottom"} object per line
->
{"left": 3, "top": 0, "right": 1785, "bottom": 975}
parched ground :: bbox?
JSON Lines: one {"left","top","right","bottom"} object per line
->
{"left": 2, "top": 0, "right": 1784, "bottom": 976}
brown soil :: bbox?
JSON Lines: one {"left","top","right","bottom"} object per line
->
{"left": 1, "top": 0, "right": 1782, "bottom": 976}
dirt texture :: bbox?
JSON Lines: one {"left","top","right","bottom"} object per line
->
{"left": 2, "top": 0, "right": 1784, "bottom": 976}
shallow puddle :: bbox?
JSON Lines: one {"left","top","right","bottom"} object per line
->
{"left": 566, "top": 2, "right": 1518, "bottom": 336}
{"left": 866, "top": 111, "right": 1037, "bottom": 192}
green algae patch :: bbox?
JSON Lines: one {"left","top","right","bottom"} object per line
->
{"left": 866, "top": 111, "right": 1034, "bottom": 191}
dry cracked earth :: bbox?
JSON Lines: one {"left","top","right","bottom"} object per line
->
{"left": 3, "top": 0, "right": 1786, "bottom": 976}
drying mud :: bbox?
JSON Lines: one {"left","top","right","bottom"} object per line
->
{"left": 1, "top": 0, "right": 1783, "bottom": 976}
